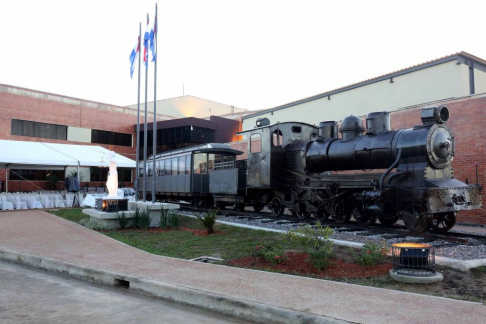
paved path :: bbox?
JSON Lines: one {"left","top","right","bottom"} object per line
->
{"left": 0, "top": 260, "right": 249, "bottom": 324}
{"left": 1, "top": 210, "right": 485, "bottom": 324}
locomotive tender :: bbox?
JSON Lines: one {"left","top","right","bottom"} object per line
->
{"left": 139, "top": 106, "right": 482, "bottom": 233}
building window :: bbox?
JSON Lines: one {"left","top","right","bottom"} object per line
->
{"left": 11, "top": 119, "right": 67, "bottom": 140}
{"left": 9, "top": 169, "right": 64, "bottom": 181}
{"left": 91, "top": 129, "right": 132, "bottom": 147}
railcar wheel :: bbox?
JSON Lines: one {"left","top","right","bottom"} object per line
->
{"left": 312, "top": 209, "right": 330, "bottom": 221}
{"left": 332, "top": 205, "right": 351, "bottom": 224}
{"left": 401, "top": 202, "right": 430, "bottom": 233}
{"left": 270, "top": 197, "right": 285, "bottom": 216}
{"left": 378, "top": 214, "right": 399, "bottom": 226}
{"left": 253, "top": 204, "right": 264, "bottom": 213}
{"left": 429, "top": 212, "right": 456, "bottom": 233}
{"left": 352, "top": 207, "right": 377, "bottom": 227}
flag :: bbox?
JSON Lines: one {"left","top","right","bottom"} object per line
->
{"left": 143, "top": 14, "right": 150, "bottom": 66}
{"left": 149, "top": 15, "right": 157, "bottom": 62}
{"left": 129, "top": 36, "right": 140, "bottom": 79}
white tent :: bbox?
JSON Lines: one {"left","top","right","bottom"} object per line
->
{"left": 0, "top": 140, "right": 135, "bottom": 169}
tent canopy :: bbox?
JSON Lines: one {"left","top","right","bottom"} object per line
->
{"left": 0, "top": 140, "right": 136, "bottom": 169}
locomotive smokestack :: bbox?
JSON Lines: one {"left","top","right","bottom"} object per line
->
{"left": 366, "top": 112, "right": 391, "bottom": 135}
{"left": 318, "top": 121, "right": 338, "bottom": 140}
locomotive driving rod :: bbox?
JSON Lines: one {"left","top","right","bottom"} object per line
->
{"left": 379, "top": 148, "right": 402, "bottom": 189}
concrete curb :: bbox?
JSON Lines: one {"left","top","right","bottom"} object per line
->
{"left": 0, "top": 248, "right": 349, "bottom": 324}
{"left": 180, "top": 212, "right": 486, "bottom": 271}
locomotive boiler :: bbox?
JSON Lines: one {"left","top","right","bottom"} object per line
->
{"left": 238, "top": 105, "right": 482, "bottom": 233}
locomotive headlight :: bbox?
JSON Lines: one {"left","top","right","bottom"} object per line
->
{"left": 426, "top": 124, "right": 454, "bottom": 168}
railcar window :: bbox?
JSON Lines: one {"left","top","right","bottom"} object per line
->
{"left": 178, "top": 156, "right": 185, "bottom": 175}
{"left": 147, "top": 161, "right": 153, "bottom": 177}
{"left": 291, "top": 126, "right": 302, "bottom": 133}
{"left": 250, "top": 134, "right": 262, "bottom": 153}
{"left": 165, "top": 159, "right": 171, "bottom": 176}
{"left": 273, "top": 129, "right": 283, "bottom": 146}
{"left": 194, "top": 153, "right": 207, "bottom": 174}
{"left": 157, "top": 160, "right": 164, "bottom": 176}
{"left": 171, "top": 158, "right": 178, "bottom": 175}
{"left": 185, "top": 155, "right": 191, "bottom": 174}
{"left": 208, "top": 154, "right": 215, "bottom": 171}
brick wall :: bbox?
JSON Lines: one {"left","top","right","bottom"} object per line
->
{"left": 0, "top": 84, "right": 137, "bottom": 189}
{"left": 228, "top": 95, "right": 486, "bottom": 225}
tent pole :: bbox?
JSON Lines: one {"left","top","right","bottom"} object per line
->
{"left": 5, "top": 168, "right": 8, "bottom": 193}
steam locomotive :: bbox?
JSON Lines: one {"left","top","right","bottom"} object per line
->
{"left": 139, "top": 106, "right": 482, "bottom": 233}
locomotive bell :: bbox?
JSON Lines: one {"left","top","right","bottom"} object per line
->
{"left": 366, "top": 112, "right": 391, "bottom": 135}
{"left": 340, "top": 115, "right": 365, "bottom": 141}
{"left": 318, "top": 121, "right": 338, "bottom": 141}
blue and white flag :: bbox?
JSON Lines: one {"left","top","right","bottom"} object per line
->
{"left": 149, "top": 16, "right": 157, "bottom": 62}
{"left": 129, "top": 36, "right": 140, "bottom": 79}
{"left": 143, "top": 14, "right": 150, "bottom": 66}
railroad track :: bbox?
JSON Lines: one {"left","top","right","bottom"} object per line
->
{"left": 179, "top": 204, "right": 486, "bottom": 247}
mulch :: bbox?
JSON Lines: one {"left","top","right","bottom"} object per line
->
{"left": 228, "top": 252, "right": 392, "bottom": 278}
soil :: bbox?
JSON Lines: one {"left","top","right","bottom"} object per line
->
{"left": 229, "top": 252, "right": 392, "bottom": 278}
{"left": 99, "top": 227, "right": 225, "bottom": 237}
{"left": 228, "top": 246, "right": 486, "bottom": 303}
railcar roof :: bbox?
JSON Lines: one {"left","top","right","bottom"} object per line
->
{"left": 237, "top": 121, "right": 317, "bottom": 135}
{"left": 147, "top": 143, "right": 243, "bottom": 160}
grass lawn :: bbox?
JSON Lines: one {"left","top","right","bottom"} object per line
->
{"left": 49, "top": 208, "right": 285, "bottom": 260}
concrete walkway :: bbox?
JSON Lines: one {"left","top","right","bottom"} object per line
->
{"left": 0, "top": 210, "right": 485, "bottom": 324}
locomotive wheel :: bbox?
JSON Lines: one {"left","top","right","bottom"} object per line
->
{"left": 270, "top": 197, "right": 284, "bottom": 216}
{"left": 352, "top": 207, "right": 377, "bottom": 227}
{"left": 296, "top": 211, "right": 311, "bottom": 219}
{"left": 378, "top": 214, "right": 399, "bottom": 227}
{"left": 332, "top": 205, "right": 351, "bottom": 224}
{"left": 253, "top": 204, "right": 264, "bottom": 213}
{"left": 429, "top": 212, "right": 456, "bottom": 233}
{"left": 401, "top": 202, "right": 430, "bottom": 233}
{"left": 312, "top": 209, "right": 330, "bottom": 221}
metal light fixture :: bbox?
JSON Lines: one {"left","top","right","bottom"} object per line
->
{"left": 391, "top": 243, "right": 435, "bottom": 277}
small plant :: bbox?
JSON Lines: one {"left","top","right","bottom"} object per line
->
{"left": 136, "top": 208, "right": 152, "bottom": 230}
{"left": 160, "top": 208, "right": 169, "bottom": 229}
{"left": 167, "top": 211, "right": 180, "bottom": 229}
{"left": 117, "top": 212, "right": 129, "bottom": 229}
{"left": 133, "top": 206, "right": 142, "bottom": 228}
{"left": 196, "top": 209, "right": 218, "bottom": 234}
{"left": 286, "top": 222, "right": 334, "bottom": 270}
{"left": 352, "top": 240, "right": 390, "bottom": 266}
{"left": 252, "top": 244, "right": 286, "bottom": 265}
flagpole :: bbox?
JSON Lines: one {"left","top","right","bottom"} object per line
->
{"left": 143, "top": 13, "right": 149, "bottom": 203}
{"left": 151, "top": 3, "right": 158, "bottom": 204}
{"left": 135, "top": 23, "right": 141, "bottom": 202}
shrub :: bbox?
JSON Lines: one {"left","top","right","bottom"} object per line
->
{"left": 160, "top": 208, "right": 169, "bottom": 229}
{"left": 133, "top": 207, "right": 151, "bottom": 230}
{"left": 286, "top": 222, "right": 334, "bottom": 270}
{"left": 117, "top": 212, "right": 129, "bottom": 229}
{"left": 78, "top": 219, "right": 106, "bottom": 230}
{"left": 167, "top": 211, "right": 180, "bottom": 229}
{"left": 196, "top": 209, "right": 218, "bottom": 234}
{"left": 352, "top": 241, "right": 390, "bottom": 266}
{"left": 252, "top": 245, "right": 286, "bottom": 265}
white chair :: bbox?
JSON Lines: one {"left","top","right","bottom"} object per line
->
{"left": 53, "top": 194, "right": 66, "bottom": 208}
{"left": 0, "top": 196, "right": 14, "bottom": 210}
{"left": 13, "top": 195, "right": 28, "bottom": 210}
{"left": 39, "top": 194, "right": 54, "bottom": 208}
{"left": 26, "top": 195, "right": 43, "bottom": 209}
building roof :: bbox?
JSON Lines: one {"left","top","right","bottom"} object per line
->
{"left": 243, "top": 51, "right": 486, "bottom": 120}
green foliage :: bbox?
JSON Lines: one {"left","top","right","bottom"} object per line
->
{"left": 286, "top": 222, "right": 334, "bottom": 270}
{"left": 196, "top": 209, "right": 218, "bottom": 234}
{"left": 50, "top": 208, "right": 89, "bottom": 223}
{"left": 252, "top": 244, "right": 286, "bottom": 265}
{"left": 160, "top": 209, "right": 180, "bottom": 230}
{"left": 117, "top": 212, "right": 129, "bottom": 229}
{"left": 132, "top": 206, "right": 152, "bottom": 230}
{"left": 352, "top": 241, "right": 390, "bottom": 266}
{"left": 168, "top": 211, "right": 180, "bottom": 229}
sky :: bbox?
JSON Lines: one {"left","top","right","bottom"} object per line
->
{"left": 1, "top": 0, "right": 485, "bottom": 111}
